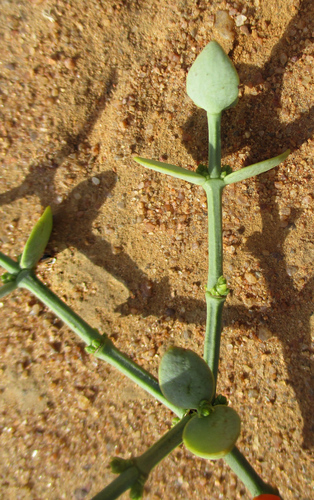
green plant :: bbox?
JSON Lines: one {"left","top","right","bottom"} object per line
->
{"left": 0, "top": 41, "right": 289, "bottom": 499}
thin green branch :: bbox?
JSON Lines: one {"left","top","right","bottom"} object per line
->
{"left": 204, "top": 181, "right": 224, "bottom": 289}
{"left": 91, "top": 466, "right": 140, "bottom": 500}
{"left": 16, "top": 269, "right": 184, "bottom": 417}
{"left": 207, "top": 113, "right": 222, "bottom": 178}
{"left": 0, "top": 251, "right": 20, "bottom": 274}
{"left": 0, "top": 281, "right": 18, "bottom": 298}
{"left": 202, "top": 180, "right": 226, "bottom": 384}
{"left": 225, "top": 446, "right": 281, "bottom": 497}
{"left": 204, "top": 295, "right": 225, "bottom": 383}
{"left": 96, "top": 344, "right": 184, "bottom": 417}
{"left": 92, "top": 415, "right": 191, "bottom": 500}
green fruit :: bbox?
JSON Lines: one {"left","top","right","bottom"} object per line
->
{"left": 183, "top": 405, "right": 241, "bottom": 459}
{"left": 158, "top": 347, "right": 215, "bottom": 409}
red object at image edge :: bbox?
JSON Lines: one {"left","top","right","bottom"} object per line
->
{"left": 253, "top": 495, "right": 281, "bottom": 500}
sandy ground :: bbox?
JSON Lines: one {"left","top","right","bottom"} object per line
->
{"left": 0, "top": 0, "right": 313, "bottom": 499}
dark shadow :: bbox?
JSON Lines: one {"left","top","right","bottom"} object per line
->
{"left": 0, "top": 69, "right": 117, "bottom": 208}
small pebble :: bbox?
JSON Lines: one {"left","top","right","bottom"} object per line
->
{"left": 280, "top": 53, "right": 288, "bottom": 66}
{"left": 64, "top": 57, "right": 76, "bottom": 70}
{"left": 55, "top": 195, "right": 63, "bottom": 204}
{"left": 240, "top": 25, "right": 250, "bottom": 36}
{"left": 91, "top": 177, "right": 100, "bottom": 185}
{"left": 245, "top": 272, "right": 257, "bottom": 284}
{"left": 235, "top": 15, "right": 247, "bottom": 27}
{"left": 248, "top": 388, "right": 259, "bottom": 400}
{"left": 214, "top": 11, "right": 235, "bottom": 41}
{"left": 257, "top": 326, "right": 273, "bottom": 341}
{"left": 287, "top": 265, "right": 298, "bottom": 277}
{"left": 77, "top": 394, "right": 91, "bottom": 411}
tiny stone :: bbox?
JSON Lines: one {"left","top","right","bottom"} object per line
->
{"left": 74, "top": 488, "right": 90, "bottom": 500}
{"left": 248, "top": 388, "right": 259, "bottom": 400}
{"left": 64, "top": 57, "right": 76, "bottom": 70}
{"left": 280, "top": 207, "right": 291, "bottom": 217}
{"left": 77, "top": 394, "right": 91, "bottom": 411}
{"left": 287, "top": 265, "right": 298, "bottom": 276}
{"left": 240, "top": 25, "right": 250, "bottom": 35}
{"left": 235, "top": 15, "right": 247, "bottom": 27}
{"left": 214, "top": 11, "right": 235, "bottom": 41}
{"left": 30, "top": 304, "right": 41, "bottom": 316}
{"left": 257, "top": 326, "right": 273, "bottom": 341}
{"left": 112, "top": 246, "right": 123, "bottom": 255}
{"left": 280, "top": 53, "right": 288, "bottom": 65}
{"left": 144, "top": 222, "right": 156, "bottom": 232}
{"left": 302, "top": 195, "right": 312, "bottom": 207}
{"left": 91, "top": 177, "right": 100, "bottom": 185}
{"left": 245, "top": 272, "right": 257, "bottom": 284}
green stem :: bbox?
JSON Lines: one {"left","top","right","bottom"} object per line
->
{"left": 135, "top": 414, "right": 191, "bottom": 475}
{"left": 92, "top": 415, "right": 191, "bottom": 500}
{"left": 204, "top": 182, "right": 224, "bottom": 289}
{"left": 16, "top": 269, "right": 184, "bottom": 418}
{"left": 204, "top": 295, "right": 225, "bottom": 383}
{"left": 91, "top": 466, "right": 140, "bottom": 500}
{"left": 17, "top": 270, "right": 103, "bottom": 344}
{"left": 0, "top": 281, "right": 17, "bottom": 298}
{"left": 203, "top": 181, "right": 225, "bottom": 383}
{"left": 225, "top": 446, "right": 282, "bottom": 498}
{"left": 0, "top": 251, "right": 20, "bottom": 274}
{"left": 207, "top": 112, "right": 222, "bottom": 178}
{"left": 96, "top": 344, "right": 184, "bottom": 417}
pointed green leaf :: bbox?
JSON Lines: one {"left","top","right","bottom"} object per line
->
{"left": 223, "top": 150, "right": 290, "bottom": 185}
{"left": 187, "top": 41, "right": 239, "bottom": 114}
{"left": 20, "top": 206, "right": 53, "bottom": 269}
{"left": 0, "top": 281, "right": 17, "bottom": 299}
{"left": 134, "top": 157, "right": 206, "bottom": 186}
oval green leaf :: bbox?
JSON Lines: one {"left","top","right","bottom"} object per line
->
{"left": 186, "top": 41, "right": 239, "bottom": 114}
{"left": 183, "top": 405, "right": 241, "bottom": 459}
{"left": 159, "top": 347, "right": 215, "bottom": 409}
{"left": 20, "top": 206, "right": 53, "bottom": 269}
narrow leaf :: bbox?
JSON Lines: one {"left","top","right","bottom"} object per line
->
{"left": 20, "top": 206, "right": 53, "bottom": 269}
{"left": 134, "top": 157, "right": 206, "bottom": 186}
{"left": 187, "top": 40, "right": 239, "bottom": 114}
{"left": 0, "top": 281, "right": 17, "bottom": 299}
{"left": 223, "top": 150, "right": 290, "bottom": 185}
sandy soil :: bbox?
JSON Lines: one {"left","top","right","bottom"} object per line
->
{"left": 0, "top": 0, "right": 313, "bottom": 499}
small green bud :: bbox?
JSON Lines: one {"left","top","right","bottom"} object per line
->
{"left": 85, "top": 339, "right": 102, "bottom": 354}
{"left": 110, "top": 457, "right": 133, "bottom": 474}
{"left": 220, "top": 165, "right": 233, "bottom": 179}
{"left": 1, "top": 272, "right": 17, "bottom": 284}
{"left": 172, "top": 417, "right": 180, "bottom": 427}
{"left": 130, "top": 476, "right": 146, "bottom": 500}
{"left": 207, "top": 276, "right": 230, "bottom": 298}
{"left": 196, "top": 164, "right": 208, "bottom": 177}
{"left": 213, "top": 394, "right": 228, "bottom": 406}
{"left": 198, "top": 399, "right": 213, "bottom": 417}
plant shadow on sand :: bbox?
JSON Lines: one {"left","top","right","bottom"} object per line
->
{"left": 0, "top": 1, "right": 313, "bottom": 450}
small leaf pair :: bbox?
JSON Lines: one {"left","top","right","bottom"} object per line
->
{"left": 159, "top": 347, "right": 240, "bottom": 459}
